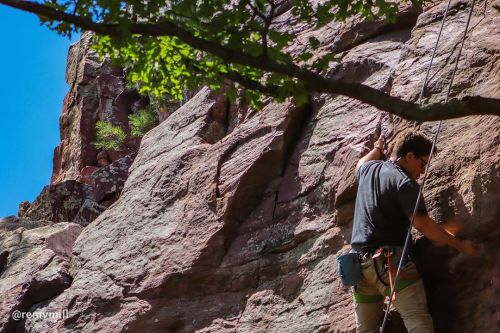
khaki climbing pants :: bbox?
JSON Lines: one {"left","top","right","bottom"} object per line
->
{"left": 353, "top": 252, "right": 434, "bottom": 333}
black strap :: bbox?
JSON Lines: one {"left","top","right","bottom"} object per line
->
{"left": 373, "top": 258, "right": 389, "bottom": 286}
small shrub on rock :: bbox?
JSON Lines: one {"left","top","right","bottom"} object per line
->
{"left": 94, "top": 121, "right": 126, "bottom": 150}
{"left": 129, "top": 105, "right": 159, "bottom": 138}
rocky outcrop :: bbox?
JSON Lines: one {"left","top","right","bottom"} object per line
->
{"left": 18, "top": 31, "right": 157, "bottom": 226}
{"left": 1, "top": 0, "right": 499, "bottom": 332}
{"left": 51, "top": 32, "right": 147, "bottom": 185}
{"left": 0, "top": 216, "right": 52, "bottom": 233}
{"left": 0, "top": 223, "right": 82, "bottom": 332}
{"left": 19, "top": 155, "right": 134, "bottom": 226}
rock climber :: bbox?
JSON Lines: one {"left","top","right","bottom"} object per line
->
{"left": 351, "top": 130, "right": 476, "bottom": 333}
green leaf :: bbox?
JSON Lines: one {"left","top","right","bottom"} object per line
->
{"left": 268, "top": 30, "right": 294, "bottom": 49}
{"left": 227, "top": 85, "right": 238, "bottom": 103}
{"left": 311, "top": 53, "right": 340, "bottom": 71}
{"left": 294, "top": 92, "right": 309, "bottom": 106}
{"left": 298, "top": 52, "right": 314, "bottom": 62}
{"left": 315, "top": 3, "right": 335, "bottom": 28}
{"left": 308, "top": 36, "right": 321, "bottom": 50}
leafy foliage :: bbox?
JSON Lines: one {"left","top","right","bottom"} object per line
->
{"left": 21, "top": 0, "right": 424, "bottom": 109}
{"left": 94, "top": 121, "right": 126, "bottom": 150}
{"left": 129, "top": 105, "right": 159, "bottom": 138}
{"left": 14, "top": 0, "right": 477, "bottom": 119}
{"left": 3, "top": 0, "right": 498, "bottom": 121}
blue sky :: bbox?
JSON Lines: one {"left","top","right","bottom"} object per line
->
{"left": 0, "top": 6, "right": 79, "bottom": 217}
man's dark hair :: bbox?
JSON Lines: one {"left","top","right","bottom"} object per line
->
{"left": 391, "top": 131, "right": 435, "bottom": 159}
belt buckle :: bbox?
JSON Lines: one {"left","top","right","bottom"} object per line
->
{"left": 372, "top": 247, "right": 384, "bottom": 259}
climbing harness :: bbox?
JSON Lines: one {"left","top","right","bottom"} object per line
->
{"left": 380, "top": 0, "right": 478, "bottom": 332}
{"left": 374, "top": 249, "right": 396, "bottom": 300}
{"left": 371, "top": 247, "right": 420, "bottom": 289}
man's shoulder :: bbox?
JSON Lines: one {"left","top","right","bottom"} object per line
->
{"left": 356, "top": 160, "right": 382, "bottom": 178}
{"left": 382, "top": 161, "right": 407, "bottom": 178}
{"left": 383, "top": 163, "right": 418, "bottom": 190}
{"left": 375, "top": 161, "right": 417, "bottom": 191}
{"left": 357, "top": 159, "right": 383, "bottom": 171}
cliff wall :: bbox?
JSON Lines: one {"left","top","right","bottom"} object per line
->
{"left": 1, "top": 1, "right": 499, "bottom": 332}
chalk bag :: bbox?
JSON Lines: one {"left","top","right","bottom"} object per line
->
{"left": 337, "top": 252, "right": 362, "bottom": 287}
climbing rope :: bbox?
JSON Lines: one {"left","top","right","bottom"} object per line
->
{"left": 413, "top": 0, "right": 453, "bottom": 131}
{"left": 417, "top": 0, "right": 453, "bottom": 106}
{"left": 380, "top": 0, "right": 478, "bottom": 332}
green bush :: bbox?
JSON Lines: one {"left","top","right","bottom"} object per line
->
{"left": 94, "top": 121, "right": 126, "bottom": 150}
{"left": 129, "top": 105, "right": 159, "bottom": 138}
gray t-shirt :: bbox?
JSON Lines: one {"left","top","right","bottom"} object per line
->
{"left": 351, "top": 160, "right": 427, "bottom": 250}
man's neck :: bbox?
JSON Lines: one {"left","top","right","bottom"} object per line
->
{"left": 393, "top": 158, "right": 415, "bottom": 180}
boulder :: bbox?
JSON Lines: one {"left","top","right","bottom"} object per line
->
{"left": 0, "top": 223, "right": 82, "bottom": 332}
{"left": 17, "top": 181, "right": 101, "bottom": 225}
{"left": 0, "top": 216, "right": 53, "bottom": 233}
{"left": 19, "top": 155, "right": 134, "bottom": 226}
{"left": 77, "top": 166, "right": 100, "bottom": 185}
{"left": 89, "top": 155, "right": 135, "bottom": 201}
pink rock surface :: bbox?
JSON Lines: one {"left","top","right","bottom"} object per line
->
{"left": 1, "top": 1, "right": 498, "bottom": 332}
{"left": 78, "top": 166, "right": 99, "bottom": 185}
{"left": 0, "top": 223, "right": 82, "bottom": 332}
{"left": 19, "top": 155, "right": 135, "bottom": 226}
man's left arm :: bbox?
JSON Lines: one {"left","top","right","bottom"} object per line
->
{"left": 414, "top": 214, "right": 477, "bottom": 255}
{"left": 356, "top": 134, "right": 385, "bottom": 171}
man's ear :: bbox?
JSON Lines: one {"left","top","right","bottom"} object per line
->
{"left": 405, "top": 152, "right": 415, "bottom": 161}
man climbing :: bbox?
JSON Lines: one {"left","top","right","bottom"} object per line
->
{"left": 351, "top": 130, "right": 476, "bottom": 333}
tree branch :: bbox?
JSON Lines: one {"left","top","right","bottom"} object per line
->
{"left": 224, "top": 71, "right": 280, "bottom": 96}
{"left": 261, "top": 2, "right": 276, "bottom": 58}
{"left": 1, "top": 0, "right": 499, "bottom": 121}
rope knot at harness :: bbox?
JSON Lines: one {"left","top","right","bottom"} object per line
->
{"left": 373, "top": 248, "right": 397, "bottom": 301}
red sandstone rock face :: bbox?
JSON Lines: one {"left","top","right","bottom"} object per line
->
{"left": 30, "top": 31, "right": 150, "bottom": 227}
{"left": 0, "top": 223, "right": 82, "bottom": 333}
{"left": 51, "top": 32, "right": 146, "bottom": 185}
{"left": 18, "top": 155, "right": 135, "bottom": 226}
{"left": 1, "top": 1, "right": 499, "bottom": 332}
